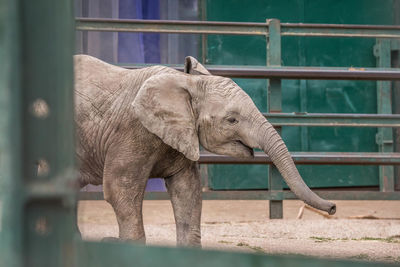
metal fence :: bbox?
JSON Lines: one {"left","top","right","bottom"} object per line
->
{"left": 76, "top": 17, "right": 400, "bottom": 219}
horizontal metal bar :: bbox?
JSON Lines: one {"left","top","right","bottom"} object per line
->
{"left": 199, "top": 152, "right": 400, "bottom": 165}
{"left": 79, "top": 192, "right": 105, "bottom": 200}
{"left": 281, "top": 23, "right": 400, "bottom": 38}
{"left": 76, "top": 18, "right": 400, "bottom": 38}
{"left": 76, "top": 18, "right": 267, "bottom": 36}
{"left": 206, "top": 66, "right": 400, "bottom": 80}
{"left": 202, "top": 190, "right": 400, "bottom": 201}
{"left": 120, "top": 64, "right": 400, "bottom": 80}
{"left": 264, "top": 113, "right": 400, "bottom": 127}
{"left": 79, "top": 190, "right": 400, "bottom": 201}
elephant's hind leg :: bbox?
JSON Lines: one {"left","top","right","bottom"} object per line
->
{"left": 103, "top": 156, "right": 150, "bottom": 243}
{"left": 165, "top": 161, "right": 202, "bottom": 247}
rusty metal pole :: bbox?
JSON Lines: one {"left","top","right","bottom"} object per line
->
{"left": 267, "top": 19, "right": 284, "bottom": 219}
{"left": 374, "top": 39, "right": 395, "bottom": 192}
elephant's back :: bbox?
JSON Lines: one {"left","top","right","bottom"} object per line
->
{"left": 73, "top": 55, "right": 178, "bottom": 100}
{"left": 74, "top": 55, "right": 127, "bottom": 95}
{"left": 74, "top": 54, "right": 125, "bottom": 74}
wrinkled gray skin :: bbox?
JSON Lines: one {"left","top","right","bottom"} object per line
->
{"left": 74, "top": 55, "right": 336, "bottom": 247}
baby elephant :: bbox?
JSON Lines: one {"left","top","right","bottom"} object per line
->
{"left": 74, "top": 55, "right": 335, "bottom": 247}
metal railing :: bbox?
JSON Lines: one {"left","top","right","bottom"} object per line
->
{"left": 122, "top": 64, "right": 400, "bottom": 80}
{"left": 76, "top": 18, "right": 400, "bottom": 218}
{"left": 76, "top": 18, "right": 400, "bottom": 38}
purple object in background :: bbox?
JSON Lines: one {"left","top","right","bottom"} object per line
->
{"left": 142, "top": 0, "right": 161, "bottom": 63}
{"left": 118, "top": 0, "right": 160, "bottom": 63}
{"left": 81, "top": 178, "right": 166, "bottom": 193}
{"left": 145, "top": 178, "right": 167, "bottom": 192}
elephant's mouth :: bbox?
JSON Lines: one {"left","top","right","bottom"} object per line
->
{"left": 200, "top": 134, "right": 254, "bottom": 158}
{"left": 233, "top": 140, "right": 254, "bottom": 158}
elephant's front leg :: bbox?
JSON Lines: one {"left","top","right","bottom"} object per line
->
{"left": 165, "top": 161, "right": 202, "bottom": 247}
{"left": 103, "top": 158, "right": 149, "bottom": 243}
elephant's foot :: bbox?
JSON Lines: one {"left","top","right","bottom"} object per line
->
{"left": 177, "top": 232, "right": 201, "bottom": 248}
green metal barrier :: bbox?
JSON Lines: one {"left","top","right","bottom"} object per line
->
{"left": 0, "top": 0, "right": 77, "bottom": 266}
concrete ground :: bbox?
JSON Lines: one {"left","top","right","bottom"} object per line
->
{"left": 78, "top": 200, "right": 400, "bottom": 263}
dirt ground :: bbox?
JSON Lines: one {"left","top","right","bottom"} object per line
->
{"left": 78, "top": 200, "right": 400, "bottom": 263}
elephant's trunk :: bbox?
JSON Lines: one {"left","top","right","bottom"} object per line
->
{"left": 253, "top": 118, "right": 336, "bottom": 215}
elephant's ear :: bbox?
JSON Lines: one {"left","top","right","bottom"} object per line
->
{"left": 184, "top": 56, "right": 211, "bottom": 75}
{"left": 132, "top": 74, "right": 200, "bottom": 161}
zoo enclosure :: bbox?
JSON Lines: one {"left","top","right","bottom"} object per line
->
{"left": 1, "top": 1, "right": 399, "bottom": 266}
{"left": 76, "top": 18, "right": 400, "bottom": 218}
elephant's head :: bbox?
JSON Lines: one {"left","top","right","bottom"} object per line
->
{"left": 133, "top": 57, "right": 336, "bottom": 215}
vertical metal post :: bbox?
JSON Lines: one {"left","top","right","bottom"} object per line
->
{"left": 267, "top": 19, "right": 283, "bottom": 219}
{"left": 0, "top": 0, "right": 23, "bottom": 266}
{"left": 298, "top": 2, "right": 309, "bottom": 151}
{"left": 167, "top": 0, "right": 179, "bottom": 63}
{"left": 392, "top": 39, "right": 400, "bottom": 190}
{"left": 1, "top": 1, "right": 77, "bottom": 267}
{"left": 199, "top": 0, "right": 208, "bottom": 64}
{"left": 374, "top": 39, "right": 394, "bottom": 192}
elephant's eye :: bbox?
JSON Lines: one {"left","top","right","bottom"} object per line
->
{"left": 227, "top": 117, "right": 238, "bottom": 124}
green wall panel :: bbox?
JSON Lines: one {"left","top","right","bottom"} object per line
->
{"left": 206, "top": 0, "right": 394, "bottom": 190}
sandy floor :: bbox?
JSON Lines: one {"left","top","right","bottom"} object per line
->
{"left": 78, "top": 200, "right": 400, "bottom": 263}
